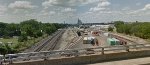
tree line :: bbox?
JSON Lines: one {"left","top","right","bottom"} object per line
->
{"left": 114, "top": 21, "right": 150, "bottom": 39}
{"left": 0, "top": 19, "right": 66, "bottom": 41}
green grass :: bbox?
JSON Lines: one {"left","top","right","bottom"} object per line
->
{"left": 0, "top": 34, "right": 48, "bottom": 52}
{"left": 0, "top": 38, "right": 18, "bottom": 44}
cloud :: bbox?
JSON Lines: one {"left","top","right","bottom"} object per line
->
{"left": 0, "top": 5, "right": 7, "bottom": 14}
{"left": 89, "top": 7, "right": 106, "bottom": 11}
{"left": 99, "top": 11, "right": 112, "bottom": 14}
{"left": 1, "top": 0, "right": 150, "bottom": 23}
{"left": 142, "top": 4, "right": 150, "bottom": 10}
{"left": 8, "top": 1, "right": 37, "bottom": 9}
{"left": 97, "top": 1, "right": 110, "bottom": 7}
{"left": 49, "top": 11, "right": 56, "bottom": 14}
{"left": 41, "top": 0, "right": 107, "bottom": 14}
{"left": 122, "top": 7, "right": 130, "bottom": 11}
{"left": 39, "top": 10, "right": 56, "bottom": 16}
{"left": 81, "top": 0, "right": 101, "bottom": 5}
{"left": 128, "top": 4, "right": 150, "bottom": 15}
{"left": 42, "top": 0, "right": 57, "bottom": 8}
{"left": 61, "top": 8, "right": 76, "bottom": 12}
{"left": 136, "top": 3, "right": 141, "bottom": 6}
{"left": 42, "top": 0, "right": 106, "bottom": 8}
{"left": 42, "top": 0, "right": 76, "bottom": 8}
{"left": 89, "top": 0, "right": 110, "bottom": 12}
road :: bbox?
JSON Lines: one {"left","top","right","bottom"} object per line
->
{"left": 87, "top": 57, "right": 150, "bottom": 65}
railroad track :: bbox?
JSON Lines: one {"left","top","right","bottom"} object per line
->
{"left": 63, "top": 37, "right": 78, "bottom": 50}
{"left": 40, "top": 30, "right": 65, "bottom": 51}
{"left": 110, "top": 33, "right": 137, "bottom": 43}
{"left": 72, "top": 30, "right": 78, "bottom": 37}
{"left": 62, "top": 30, "right": 80, "bottom": 50}
{"left": 24, "top": 30, "right": 65, "bottom": 52}
{"left": 23, "top": 32, "right": 57, "bottom": 52}
{"left": 64, "top": 36, "right": 83, "bottom": 49}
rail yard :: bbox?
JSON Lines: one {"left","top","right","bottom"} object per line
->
{"left": 0, "top": 25, "right": 150, "bottom": 65}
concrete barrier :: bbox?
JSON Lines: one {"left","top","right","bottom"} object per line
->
{"left": 8, "top": 50, "right": 150, "bottom": 65}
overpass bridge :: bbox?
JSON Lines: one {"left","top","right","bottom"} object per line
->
{"left": 1, "top": 44, "right": 150, "bottom": 65}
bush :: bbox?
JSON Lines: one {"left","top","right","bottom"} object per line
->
{"left": 0, "top": 43, "right": 18, "bottom": 55}
{"left": 108, "top": 27, "right": 114, "bottom": 32}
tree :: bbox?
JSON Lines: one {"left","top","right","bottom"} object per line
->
{"left": 50, "top": 24, "right": 57, "bottom": 33}
{"left": 0, "top": 19, "right": 66, "bottom": 44}
{"left": 7, "top": 23, "right": 20, "bottom": 36}
{"left": 45, "top": 27, "right": 53, "bottom": 35}
{"left": 114, "top": 21, "right": 125, "bottom": 33}
{"left": 36, "top": 30, "right": 43, "bottom": 37}
{"left": 20, "top": 19, "right": 40, "bottom": 37}
{"left": 0, "top": 45, "right": 7, "bottom": 55}
{"left": 114, "top": 21, "right": 124, "bottom": 28}
{"left": 18, "top": 32, "right": 28, "bottom": 42}
{"left": 123, "top": 24, "right": 132, "bottom": 34}
{"left": 0, "top": 43, "right": 18, "bottom": 55}
{"left": 114, "top": 21, "right": 150, "bottom": 39}
{"left": 108, "top": 27, "right": 114, "bottom": 32}
{"left": 0, "top": 22, "right": 7, "bottom": 37}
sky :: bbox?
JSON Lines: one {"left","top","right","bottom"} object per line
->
{"left": 0, "top": 0, "right": 150, "bottom": 23}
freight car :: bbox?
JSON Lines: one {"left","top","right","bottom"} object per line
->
{"left": 83, "top": 37, "right": 98, "bottom": 46}
{"left": 117, "top": 38, "right": 127, "bottom": 45}
{"left": 112, "top": 38, "right": 120, "bottom": 45}
{"left": 107, "top": 38, "right": 116, "bottom": 45}
{"left": 109, "top": 34, "right": 127, "bottom": 45}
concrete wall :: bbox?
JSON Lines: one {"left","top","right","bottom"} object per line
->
{"left": 8, "top": 50, "right": 150, "bottom": 65}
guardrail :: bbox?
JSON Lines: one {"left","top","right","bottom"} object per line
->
{"left": 0, "top": 44, "right": 150, "bottom": 64}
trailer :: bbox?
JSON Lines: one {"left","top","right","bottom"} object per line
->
{"left": 107, "top": 38, "right": 116, "bottom": 45}
{"left": 91, "top": 31, "right": 99, "bottom": 36}
{"left": 104, "top": 33, "right": 109, "bottom": 37}
{"left": 112, "top": 38, "right": 120, "bottom": 45}
{"left": 117, "top": 38, "right": 127, "bottom": 45}
{"left": 108, "top": 34, "right": 127, "bottom": 45}
{"left": 83, "top": 37, "right": 96, "bottom": 45}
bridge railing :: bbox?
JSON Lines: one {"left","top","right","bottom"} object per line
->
{"left": 0, "top": 44, "right": 150, "bottom": 64}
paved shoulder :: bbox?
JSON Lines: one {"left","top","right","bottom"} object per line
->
{"left": 87, "top": 57, "right": 150, "bottom": 65}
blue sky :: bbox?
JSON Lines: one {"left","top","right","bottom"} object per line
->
{"left": 0, "top": 0, "right": 150, "bottom": 23}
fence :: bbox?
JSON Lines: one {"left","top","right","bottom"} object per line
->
{"left": 0, "top": 44, "right": 150, "bottom": 64}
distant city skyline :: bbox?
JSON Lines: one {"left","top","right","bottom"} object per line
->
{"left": 0, "top": 0, "right": 150, "bottom": 23}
